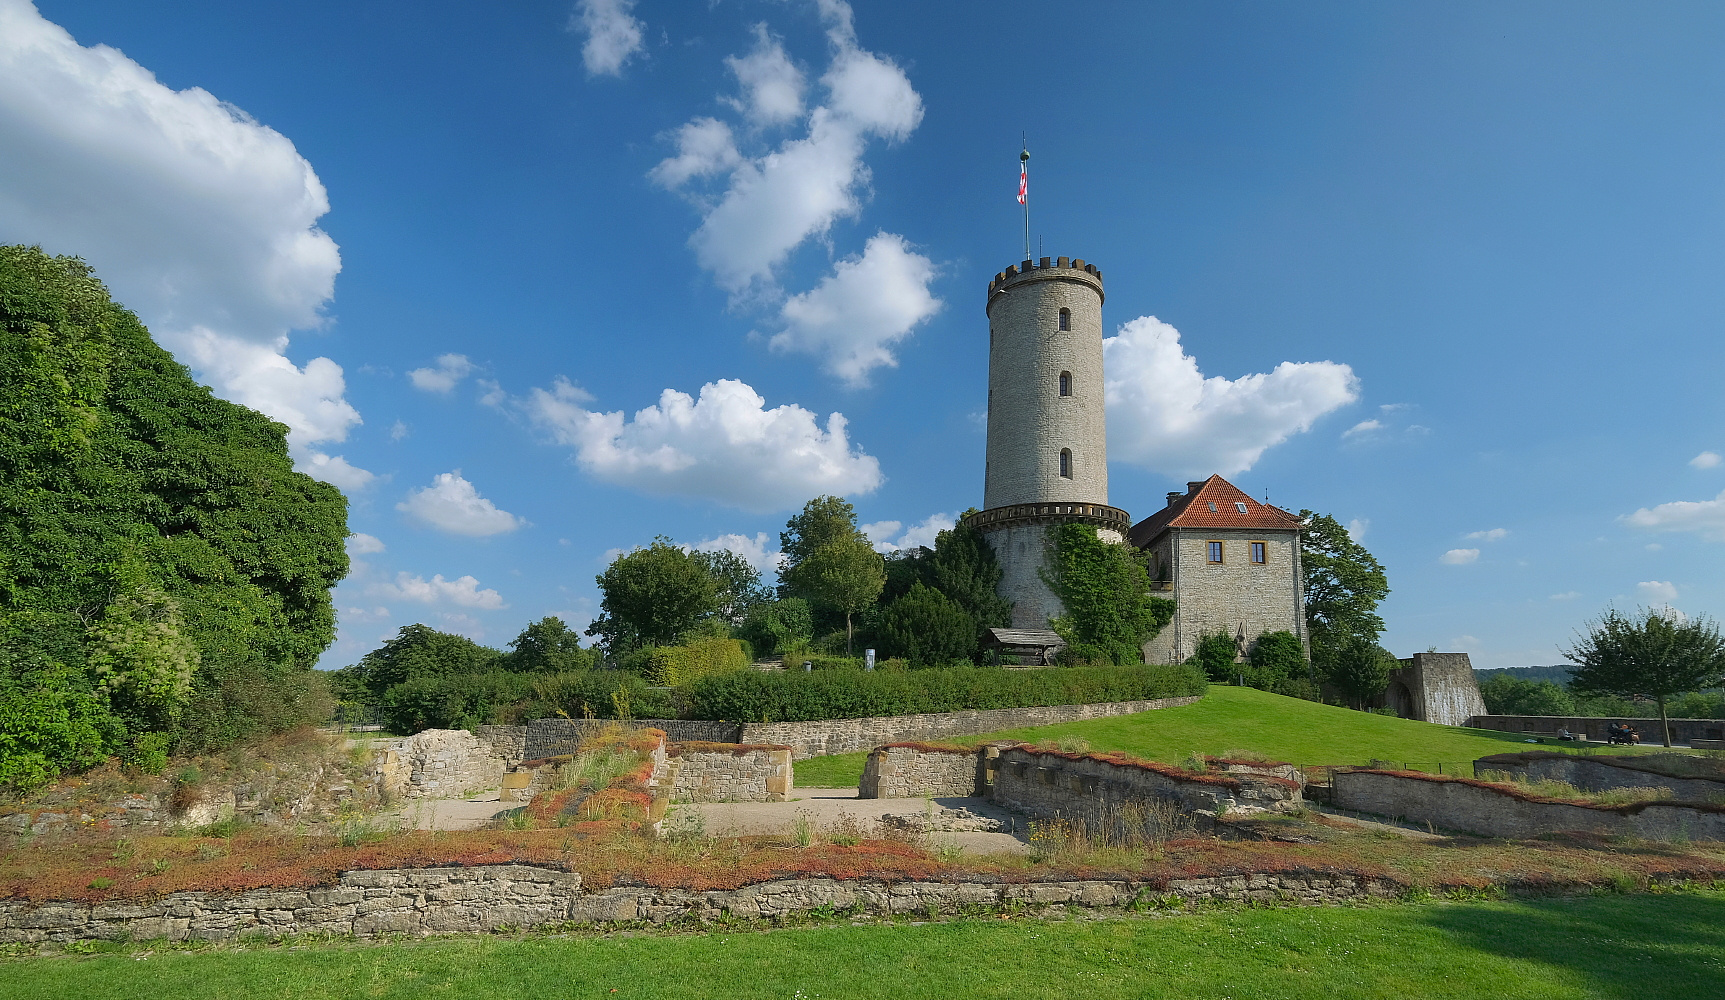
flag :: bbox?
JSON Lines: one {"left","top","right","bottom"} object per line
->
{"left": 1017, "top": 161, "right": 1027, "bottom": 205}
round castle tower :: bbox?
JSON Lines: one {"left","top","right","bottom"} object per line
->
{"left": 973, "top": 256, "right": 1131, "bottom": 629}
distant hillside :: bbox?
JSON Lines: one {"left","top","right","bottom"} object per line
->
{"left": 1474, "top": 665, "right": 1576, "bottom": 685}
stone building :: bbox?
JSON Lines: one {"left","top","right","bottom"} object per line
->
{"left": 1128, "top": 475, "right": 1307, "bottom": 665}
{"left": 973, "top": 256, "right": 1130, "bottom": 629}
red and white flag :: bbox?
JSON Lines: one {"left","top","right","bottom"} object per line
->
{"left": 1017, "top": 161, "right": 1027, "bottom": 205}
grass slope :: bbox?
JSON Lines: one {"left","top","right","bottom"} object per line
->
{"left": 4, "top": 892, "right": 1722, "bottom": 999}
{"left": 795, "top": 685, "right": 1575, "bottom": 788}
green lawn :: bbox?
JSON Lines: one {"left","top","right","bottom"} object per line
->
{"left": 5, "top": 892, "right": 1721, "bottom": 999}
{"left": 795, "top": 685, "right": 1594, "bottom": 788}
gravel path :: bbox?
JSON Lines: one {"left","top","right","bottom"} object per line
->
{"left": 674, "top": 787, "right": 1032, "bottom": 855}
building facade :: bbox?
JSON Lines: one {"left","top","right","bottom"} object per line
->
{"left": 1129, "top": 475, "right": 1307, "bottom": 665}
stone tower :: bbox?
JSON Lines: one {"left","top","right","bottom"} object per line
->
{"left": 973, "top": 256, "right": 1131, "bottom": 629}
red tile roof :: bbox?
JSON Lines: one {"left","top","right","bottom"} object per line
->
{"left": 1127, "top": 474, "right": 1302, "bottom": 547}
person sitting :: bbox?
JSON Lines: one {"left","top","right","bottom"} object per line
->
{"left": 1558, "top": 726, "right": 1573, "bottom": 741}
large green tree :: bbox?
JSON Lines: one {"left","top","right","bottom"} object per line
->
{"left": 1563, "top": 608, "right": 1725, "bottom": 747}
{"left": 874, "top": 583, "right": 977, "bottom": 666}
{"left": 878, "top": 514, "right": 1012, "bottom": 663}
{"left": 345, "top": 624, "right": 502, "bottom": 703}
{"left": 694, "top": 548, "right": 769, "bottom": 623}
{"left": 587, "top": 538, "right": 722, "bottom": 652}
{"left": 1300, "top": 511, "right": 1391, "bottom": 700}
{"left": 503, "top": 616, "right": 594, "bottom": 673}
{"left": 0, "top": 247, "right": 349, "bottom": 781}
{"left": 1042, "top": 523, "right": 1176, "bottom": 665}
{"left": 795, "top": 535, "right": 886, "bottom": 655}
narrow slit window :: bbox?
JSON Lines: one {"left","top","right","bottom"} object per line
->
{"left": 1250, "top": 541, "right": 1266, "bottom": 564}
{"left": 1207, "top": 541, "right": 1224, "bottom": 563}
{"left": 1059, "top": 448, "right": 1073, "bottom": 478}
{"left": 1058, "top": 371, "right": 1072, "bottom": 396}
{"left": 1058, "top": 308, "right": 1071, "bottom": 331}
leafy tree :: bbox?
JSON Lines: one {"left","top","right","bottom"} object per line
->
{"left": 0, "top": 246, "right": 349, "bottom": 780}
{"left": 738, "top": 597, "right": 814, "bottom": 658}
{"left": 875, "top": 583, "right": 978, "bottom": 666}
{"left": 1192, "top": 632, "right": 1241, "bottom": 682}
{"left": 1042, "top": 523, "right": 1175, "bottom": 665}
{"left": 694, "top": 548, "right": 770, "bottom": 623}
{"left": 1563, "top": 608, "right": 1725, "bottom": 747}
{"left": 795, "top": 536, "right": 885, "bottom": 655}
{"left": 1248, "top": 630, "right": 1306, "bottom": 687}
{"left": 503, "top": 616, "right": 593, "bottom": 673}
{"left": 1477, "top": 674, "right": 1576, "bottom": 717}
{"left": 1299, "top": 511, "right": 1390, "bottom": 670}
{"left": 778, "top": 495, "right": 864, "bottom": 591}
{"left": 587, "top": 538, "right": 721, "bottom": 653}
{"left": 349, "top": 624, "right": 503, "bottom": 703}
{"left": 878, "top": 514, "right": 1012, "bottom": 662}
{"left": 1325, "top": 634, "right": 1397, "bottom": 710}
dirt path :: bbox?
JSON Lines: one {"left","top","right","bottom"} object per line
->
{"left": 675, "top": 787, "right": 1032, "bottom": 855}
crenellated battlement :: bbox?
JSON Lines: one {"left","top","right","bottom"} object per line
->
{"left": 987, "top": 256, "right": 1104, "bottom": 305}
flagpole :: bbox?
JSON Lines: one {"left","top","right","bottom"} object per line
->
{"left": 1019, "top": 146, "right": 1030, "bottom": 260}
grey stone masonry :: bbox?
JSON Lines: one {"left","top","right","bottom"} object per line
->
{"left": 1332, "top": 769, "right": 1725, "bottom": 841}
{"left": 991, "top": 746, "right": 1304, "bottom": 831}
{"left": 391, "top": 729, "right": 508, "bottom": 799}
{"left": 0, "top": 868, "right": 1402, "bottom": 943}
{"left": 1143, "top": 527, "right": 1304, "bottom": 665}
{"left": 1474, "top": 751, "right": 1725, "bottom": 802}
{"left": 859, "top": 744, "right": 991, "bottom": 798}
{"left": 1465, "top": 714, "right": 1725, "bottom": 746}
{"left": 518, "top": 719, "right": 742, "bottom": 761}
{"left": 669, "top": 744, "right": 793, "bottom": 802}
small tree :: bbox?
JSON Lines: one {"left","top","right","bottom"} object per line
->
{"left": 1247, "top": 630, "right": 1306, "bottom": 688}
{"left": 875, "top": 583, "right": 977, "bottom": 666}
{"left": 349, "top": 624, "right": 503, "bottom": 703}
{"left": 1323, "top": 634, "right": 1396, "bottom": 710}
{"left": 1042, "top": 523, "right": 1175, "bottom": 664}
{"left": 1563, "top": 608, "right": 1725, "bottom": 747}
{"left": 694, "top": 548, "right": 770, "bottom": 623}
{"left": 1191, "top": 632, "right": 1240, "bottom": 682}
{"left": 588, "top": 538, "right": 721, "bottom": 653}
{"left": 796, "top": 536, "right": 885, "bottom": 655}
{"left": 503, "top": 616, "right": 594, "bottom": 673}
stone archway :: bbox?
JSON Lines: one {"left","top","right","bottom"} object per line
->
{"left": 1385, "top": 680, "right": 1416, "bottom": 720}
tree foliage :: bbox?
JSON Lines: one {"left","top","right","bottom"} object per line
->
{"left": 0, "top": 246, "right": 349, "bottom": 786}
{"left": 1299, "top": 511, "right": 1389, "bottom": 658}
{"left": 694, "top": 549, "right": 769, "bottom": 623}
{"left": 347, "top": 624, "right": 503, "bottom": 703}
{"left": 503, "top": 616, "right": 594, "bottom": 673}
{"left": 795, "top": 534, "right": 885, "bottom": 655}
{"left": 738, "top": 598, "right": 814, "bottom": 658}
{"left": 1477, "top": 674, "right": 1577, "bottom": 717}
{"left": 874, "top": 583, "right": 977, "bottom": 666}
{"left": 1042, "top": 523, "right": 1175, "bottom": 665}
{"left": 588, "top": 537, "right": 722, "bottom": 652}
{"left": 1325, "top": 635, "right": 1398, "bottom": 710}
{"left": 1192, "top": 632, "right": 1240, "bottom": 682}
{"left": 1563, "top": 608, "right": 1725, "bottom": 747}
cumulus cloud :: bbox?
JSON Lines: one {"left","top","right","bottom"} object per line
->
{"left": 571, "top": 0, "right": 644, "bottom": 77}
{"left": 724, "top": 24, "right": 806, "bottom": 125}
{"left": 1440, "top": 548, "right": 1480, "bottom": 565}
{"left": 397, "top": 471, "right": 527, "bottom": 536}
{"left": 295, "top": 452, "right": 374, "bottom": 492}
{"left": 647, "top": 118, "right": 743, "bottom": 190}
{"left": 370, "top": 571, "right": 506, "bottom": 610}
{"left": 527, "top": 377, "right": 883, "bottom": 512}
{"left": 0, "top": 3, "right": 367, "bottom": 487}
{"left": 1103, "top": 316, "right": 1360, "bottom": 477}
{"left": 1622, "top": 490, "right": 1725, "bottom": 542}
{"left": 390, "top": 420, "right": 409, "bottom": 442}
{"left": 693, "top": 532, "right": 785, "bottom": 574}
{"left": 1346, "top": 518, "right": 1369, "bottom": 542}
{"left": 346, "top": 533, "right": 387, "bottom": 555}
{"left": 1690, "top": 451, "right": 1721, "bottom": 470}
{"left": 772, "top": 232, "right": 940, "bottom": 384}
{"left": 408, "top": 353, "right": 475, "bottom": 393}
{"left": 1637, "top": 580, "right": 1679, "bottom": 603}
{"left": 1466, "top": 528, "right": 1508, "bottom": 541}
{"left": 862, "top": 512, "right": 954, "bottom": 554}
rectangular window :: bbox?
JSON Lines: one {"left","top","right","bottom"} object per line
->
{"left": 1207, "top": 540, "right": 1223, "bottom": 563}
{"left": 1250, "top": 541, "right": 1266, "bottom": 564}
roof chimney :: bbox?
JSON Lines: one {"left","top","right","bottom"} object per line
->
{"left": 1186, "top": 481, "right": 1205, "bottom": 494}
{"left": 1165, "top": 492, "right": 1182, "bottom": 507}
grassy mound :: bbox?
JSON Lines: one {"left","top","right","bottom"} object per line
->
{"left": 795, "top": 684, "right": 1580, "bottom": 788}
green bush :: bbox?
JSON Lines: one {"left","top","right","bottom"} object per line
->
{"left": 522, "top": 671, "right": 673, "bottom": 722}
{"left": 633, "top": 637, "right": 748, "bottom": 686}
{"left": 682, "top": 662, "right": 1206, "bottom": 723}
{"left": 738, "top": 598, "right": 814, "bottom": 658}
{"left": 1191, "top": 632, "right": 1240, "bottom": 682}
{"left": 379, "top": 671, "right": 534, "bottom": 733}
{"left": 874, "top": 583, "right": 979, "bottom": 666}
{"left": 0, "top": 674, "right": 121, "bottom": 791}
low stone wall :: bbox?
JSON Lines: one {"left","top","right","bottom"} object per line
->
{"left": 1332, "top": 769, "right": 1725, "bottom": 840}
{"left": 0, "top": 866, "right": 1400, "bottom": 943}
{"left": 668, "top": 743, "right": 793, "bottom": 803}
{"left": 1466, "top": 715, "right": 1725, "bottom": 746}
{"left": 739, "top": 696, "right": 1203, "bottom": 760}
{"left": 859, "top": 744, "right": 990, "bottom": 798}
{"left": 517, "top": 719, "right": 742, "bottom": 761}
{"left": 991, "top": 746, "right": 1303, "bottom": 833}
{"left": 391, "top": 729, "right": 508, "bottom": 800}
{"left": 1475, "top": 751, "right": 1725, "bottom": 801}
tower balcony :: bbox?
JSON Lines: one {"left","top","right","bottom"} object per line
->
{"left": 968, "top": 501, "right": 1131, "bottom": 535}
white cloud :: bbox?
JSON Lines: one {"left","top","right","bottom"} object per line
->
{"left": 369, "top": 571, "right": 506, "bottom": 610}
{"left": 863, "top": 512, "right": 954, "bottom": 554}
{"left": 0, "top": 4, "right": 367, "bottom": 484}
{"left": 1447, "top": 635, "right": 1481, "bottom": 650}
{"left": 571, "top": 0, "right": 644, "bottom": 78}
{"left": 293, "top": 451, "right": 374, "bottom": 491}
{"left": 1637, "top": 580, "right": 1679, "bottom": 603}
{"left": 527, "top": 377, "right": 883, "bottom": 512}
{"left": 1549, "top": 591, "right": 1582, "bottom": 601}
{"left": 1646, "top": 542, "right": 1663, "bottom": 551}
{"left": 1465, "top": 528, "right": 1508, "bottom": 541}
{"left": 1622, "top": 490, "right": 1725, "bottom": 542}
{"left": 1341, "top": 419, "right": 1382, "bottom": 439}
{"left": 724, "top": 24, "right": 806, "bottom": 126}
{"left": 346, "top": 533, "right": 387, "bottom": 555}
{"left": 341, "top": 605, "right": 391, "bottom": 623}
{"left": 397, "top": 471, "right": 527, "bottom": 536}
{"left": 407, "top": 353, "right": 475, "bottom": 393}
{"left": 693, "top": 532, "right": 785, "bottom": 574}
{"left": 390, "top": 420, "right": 409, "bottom": 442}
{"left": 1691, "top": 451, "right": 1721, "bottom": 470}
{"left": 648, "top": 118, "right": 743, "bottom": 190}
{"left": 1345, "top": 518, "right": 1369, "bottom": 541}
{"left": 771, "top": 232, "right": 941, "bottom": 384}
{"left": 1440, "top": 548, "right": 1480, "bottom": 565}
{"left": 1103, "top": 316, "right": 1360, "bottom": 477}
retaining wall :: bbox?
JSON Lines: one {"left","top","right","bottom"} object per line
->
{"left": 1466, "top": 715, "right": 1725, "bottom": 746}
{"left": 668, "top": 743, "right": 793, "bottom": 803}
{"left": 991, "top": 746, "right": 1302, "bottom": 833}
{"left": 391, "top": 729, "right": 508, "bottom": 799}
{"left": 859, "top": 744, "right": 991, "bottom": 798}
{"left": 0, "top": 866, "right": 1400, "bottom": 943}
{"left": 1332, "top": 769, "right": 1725, "bottom": 840}
{"left": 1475, "top": 751, "right": 1725, "bottom": 801}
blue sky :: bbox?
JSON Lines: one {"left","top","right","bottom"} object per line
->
{"left": 3, "top": 0, "right": 1723, "bottom": 669}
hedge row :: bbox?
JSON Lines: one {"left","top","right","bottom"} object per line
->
{"left": 633, "top": 637, "right": 749, "bottom": 686}
{"left": 681, "top": 663, "right": 1207, "bottom": 723}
